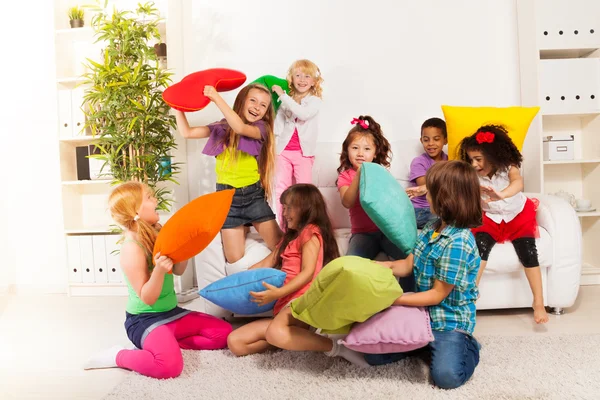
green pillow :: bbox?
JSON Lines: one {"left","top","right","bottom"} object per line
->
{"left": 251, "top": 75, "right": 289, "bottom": 113}
{"left": 290, "top": 256, "right": 403, "bottom": 334}
{"left": 360, "top": 162, "right": 417, "bottom": 255}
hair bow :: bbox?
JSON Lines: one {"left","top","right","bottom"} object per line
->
{"left": 351, "top": 118, "right": 369, "bottom": 130}
{"left": 476, "top": 131, "right": 495, "bottom": 144}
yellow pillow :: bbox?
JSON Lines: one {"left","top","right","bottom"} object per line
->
{"left": 441, "top": 105, "right": 540, "bottom": 160}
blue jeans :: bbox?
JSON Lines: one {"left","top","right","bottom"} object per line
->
{"left": 346, "top": 231, "right": 415, "bottom": 292}
{"left": 414, "top": 207, "right": 435, "bottom": 229}
{"left": 364, "top": 330, "right": 481, "bottom": 390}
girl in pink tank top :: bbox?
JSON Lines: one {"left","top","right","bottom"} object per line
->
{"left": 227, "top": 184, "right": 371, "bottom": 367}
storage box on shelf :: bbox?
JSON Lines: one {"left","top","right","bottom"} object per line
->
{"left": 531, "top": 0, "right": 600, "bottom": 285}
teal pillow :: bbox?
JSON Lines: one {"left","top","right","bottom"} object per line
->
{"left": 359, "top": 162, "right": 417, "bottom": 255}
{"left": 291, "top": 256, "right": 403, "bottom": 334}
{"left": 251, "top": 75, "right": 289, "bottom": 113}
{"left": 199, "top": 269, "right": 286, "bottom": 315}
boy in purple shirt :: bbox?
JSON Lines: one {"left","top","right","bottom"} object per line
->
{"left": 406, "top": 118, "right": 448, "bottom": 228}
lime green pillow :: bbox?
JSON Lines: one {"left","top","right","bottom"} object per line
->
{"left": 251, "top": 75, "right": 289, "bottom": 113}
{"left": 290, "top": 256, "right": 403, "bottom": 334}
{"left": 360, "top": 162, "right": 417, "bottom": 255}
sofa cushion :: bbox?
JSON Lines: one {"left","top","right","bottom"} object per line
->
{"left": 441, "top": 105, "right": 539, "bottom": 160}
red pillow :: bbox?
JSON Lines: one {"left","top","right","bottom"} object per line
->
{"left": 153, "top": 189, "right": 234, "bottom": 270}
{"left": 163, "top": 68, "right": 246, "bottom": 112}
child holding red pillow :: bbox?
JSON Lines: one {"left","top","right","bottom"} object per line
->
{"left": 175, "top": 83, "right": 282, "bottom": 267}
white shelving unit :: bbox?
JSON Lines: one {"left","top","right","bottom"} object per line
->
{"left": 53, "top": 0, "right": 179, "bottom": 296}
{"left": 518, "top": 0, "right": 600, "bottom": 285}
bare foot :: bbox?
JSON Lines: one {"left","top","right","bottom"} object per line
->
{"left": 533, "top": 303, "right": 549, "bottom": 324}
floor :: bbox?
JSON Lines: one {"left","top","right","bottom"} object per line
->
{"left": 0, "top": 286, "right": 599, "bottom": 400}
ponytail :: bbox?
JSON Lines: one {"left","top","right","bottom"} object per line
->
{"left": 108, "top": 181, "right": 158, "bottom": 262}
{"left": 133, "top": 218, "right": 158, "bottom": 260}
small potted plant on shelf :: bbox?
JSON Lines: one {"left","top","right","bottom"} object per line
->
{"left": 68, "top": 6, "right": 85, "bottom": 28}
{"left": 82, "top": 1, "right": 178, "bottom": 213}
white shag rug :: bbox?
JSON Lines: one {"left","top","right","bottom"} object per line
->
{"left": 104, "top": 335, "right": 600, "bottom": 400}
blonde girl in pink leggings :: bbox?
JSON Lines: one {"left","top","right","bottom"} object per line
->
{"left": 272, "top": 59, "right": 324, "bottom": 229}
{"left": 84, "top": 181, "right": 232, "bottom": 379}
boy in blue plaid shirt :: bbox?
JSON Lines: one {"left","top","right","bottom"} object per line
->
{"left": 366, "top": 160, "right": 482, "bottom": 390}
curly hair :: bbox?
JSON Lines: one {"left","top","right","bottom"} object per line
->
{"left": 458, "top": 124, "right": 523, "bottom": 172}
{"left": 337, "top": 115, "right": 392, "bottom": 173}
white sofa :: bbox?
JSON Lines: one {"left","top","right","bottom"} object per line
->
{"left": 188, "top": 140, "right": 582, "bottom": 317}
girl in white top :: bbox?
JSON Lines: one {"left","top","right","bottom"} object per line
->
{"left": 271, "top": 59, "right": 323, "bottom": 228}
{"left": 460, "top": 125, "right": 549, "bottom": 324}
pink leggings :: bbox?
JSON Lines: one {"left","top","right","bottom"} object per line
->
{"left": 116, "top": 311, "right": 232, "bottom": 379}
{"left": 275, "top": 149, "right": 315, "bottom": 228}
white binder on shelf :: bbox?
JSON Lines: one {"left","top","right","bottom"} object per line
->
{"left": 105, "top": 234, "right": 123, "bottom": 283}
{"left": 70, "top": 88, "right": 86, "bottom": 137}
{"left": 58, "top": 89, "right": 72, "bottom": 138}
{"left": 80, "top": 236, "right": 95, "bottom": 283}
{"left": 92, "top": 235, "right": 108, "bottom": 283}
{"left": 66, "top": 236, "right": 82, "bottom": 283}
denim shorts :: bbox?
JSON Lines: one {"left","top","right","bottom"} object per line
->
{"left": 216, "top": 181, "right": 276, "bottom": 229}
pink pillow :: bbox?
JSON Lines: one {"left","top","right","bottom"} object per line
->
{"left": 340, "top": 305, "right": 434, "bottom": 354}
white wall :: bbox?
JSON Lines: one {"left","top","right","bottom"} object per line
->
{"left": 180, "top": 0, "right": 523, "bottom": 198}
{"left": 1, "top": 0, "right": 525, "bottom": 293}
{"left": 2, "top": 0, "right": 66, "bottom": 293}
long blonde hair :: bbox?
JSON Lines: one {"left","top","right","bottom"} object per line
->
{"left": 108, "top": 181, "right": 158, "bottom": 260}
{"left": 219, "top": 83, "right": 276, "bottom": 200}
{"left": 287, "top": 59, "right": 323, "bottom": 99}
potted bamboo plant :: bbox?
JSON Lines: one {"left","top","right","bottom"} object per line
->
{"left": 68, "top": 6, "right": 85, "bottom": 28}
{"left": 82, "top": 1, "right": 179, "bottom": 212}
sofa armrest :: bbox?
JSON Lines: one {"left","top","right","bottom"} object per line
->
{"left": 529, "top": 193, "right": 582, "bottom": 308}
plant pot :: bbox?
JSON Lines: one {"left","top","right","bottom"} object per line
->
{"left": 70, "top": 19, "right": 84, "bottom": 28}
{"left": 159, "top": 156, "right": 172, "bottom": 178}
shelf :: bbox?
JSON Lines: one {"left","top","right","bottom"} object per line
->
{"left": 68, "top": 283, "right": 127, "bottom": 297}
{"left": 541, "top": 111, "right": 600, "bottom": 118}
{"left": 65, "top": 228, "right": 115, "bottom": 235}
{"left": 540, "top": 48, "right": 599, "bottom": 59}
{"left": 62, "top": 179, "right": 112, "bottom": 186}
{"left": 59, "top": 136, "right": 100, "bottom": 146}
{"left": 69, "top": 283, "right": 124, "bottom": 287}
{"left": 544, "top": 159, "right": 600, "bottom": 165}
{"left": 577, "top": 211, "right": 600, "bottom": 218}
{"left": 57, "top": 77, "right": 87, "bottom": 84}
{"left": 55, "top": 27, "right": 94, "bottom": 35}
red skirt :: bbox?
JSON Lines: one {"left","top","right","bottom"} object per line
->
{"left": 472, "top": 198, "right": 539, "bottom": 243}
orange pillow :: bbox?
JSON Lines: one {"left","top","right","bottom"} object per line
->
{"left": 163, "top": 68, "right": 247, "bottom": 112}
{"left": 153, "top": 189, "right": 234, "bottom": 267}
